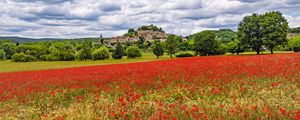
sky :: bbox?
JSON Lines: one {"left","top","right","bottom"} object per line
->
{"left": 0, "top": 0, "right": 300, "bottom": 38}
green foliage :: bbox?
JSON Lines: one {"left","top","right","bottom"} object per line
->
{"left": 238, "top": 13, "right": 263, "bottom": 54}
{"left": 58, "top": 51, "right": 75, "bottom": 61}
{"left": 179, "top": 40, "right": 193, "bottom": 51}
{"left": 137, "top": 24, "right": 163, "bottom": 32}
{"left": 152, "top": 41, "right": 164, "bottom": 59}
{"left": 288, "top": 35, "right": 300, "bottom": 52}
{"left": 126, "top": 28, "right": 137, "bottom": 37}
{"left": 112, "top": 42, "right": 124, "bottom": 59}
{"left": 137, "top": 36, "right": 145, "bottom": 49}
{"left": 126, "top": 46, "right": 142, "bottom": 58}
{"left": 76, "top": 49, "right": 92, "bottom": 60}
{"left": 194, "top": 30, "right": 220, "bottom": 56}
{"left": 261, "top": 11, "right": 289, "bottom": 54}
{"left": 289, "top": 27, "right": 300, "bottom": 33}
{"left": 48, "top": 41, "right": 76, "bottom": 61}
{"left": 165, "top": 35, "right": 181, "bottom": 58}
{"left": 92, "top": 46, "right": 110, "bottom": 60}
{"left": 238, "top": 11, "right": 289, "bottom": 54}
{"left": 175, "top": 52, "right": 194, "bottom": 58}
{"left": 40, "top": 54, "right": 59, "bottom": 61}
{"left": 12, "top": 53, "right": 37, "bottom": 62}
{"left": 228, "top": 40, "right": 238, "bottom": 54}
{"left": 216, "top": 29, "right": 237, "bottom": 44}
{"left": 0, "top": 49, "right": 6, "bottom": 60}
{"left": 76, "top": 41, "right": 92, "bottom": 60}
{"left": 217, "top": 43, "right": 227, "bottom": 55}
{"left": 0, "top": 42, "right": 17, "bottom": 59}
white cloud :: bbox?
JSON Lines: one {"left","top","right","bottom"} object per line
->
{"left": 0, "top": 0, "right": 299, "bottom": 38}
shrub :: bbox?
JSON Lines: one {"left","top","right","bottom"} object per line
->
{"left": 12, "top": 53, "right": 37, "bottom": 62}
{"left": 92, "top": 46, "right": 110, "bottom": 60}
{"left": 288, "top": 35, "right": 300, "bottom": 52}
{"left": 0, "top": 49, "right": 6, "bottom": 60}
{"left": 40, "top": 54, "right": 59, "bottom": 61}
{"left": 126, "top": 46, "right": 142, "bottom": 58}
{"left": 176, "top": 52, "right": 194, "bottom": 58}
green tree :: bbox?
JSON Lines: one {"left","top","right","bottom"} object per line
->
{"left": 127, "top": 28, "right": 136, "bottom": 37}
{"left": 165, "top": 35, "right": 181, "bottom": 58}
{"left": 238, "top": 13, "right": 263, "bottom": 54}
{"left": 126, "top": 46, "right": 142, "bottom": 58}
{"left": 152, "top": 41, "right": 164, "bottom": 59}
{"left": 112, "top": 42, "right": 124, "bottom": 59}
{"left": 0, "top": 49, "right": 6, "bottom": 60}
{"left": 137, "top": 36, "right": 145, "bottom": 49}
{"left": 92, "top": 46, "right": 110, "bottom": 60}
{"left": 288, "top": 35, "right": 300, "bottom": 52}
{"left": 179, "top": 40, "right": 193, "bottom": 51}
{"left": 227, "top": 39, "right": 244, "bottom": 55}
{"left": 0, "top": 42, "right": 17, "bottom": 59}
{"left": 12, "top": 53, "right": 37, "bottom": 62}
{"left": 194, "top": 30, "right": 219, "bottom": 56}
{"left": 261, "top": 11, "right": 289, "bottom": 54}
{"left": 76, "top": 41, "right": 92, "bottom": 60}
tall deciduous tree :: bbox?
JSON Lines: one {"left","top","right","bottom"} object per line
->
{"left": 238, "top": 13, "right": 263, "bottom": 54}
{"left": 165, "top": 35, "right": 181, "bottom": 58}
{"left": 194, "top": 30, "right": 219, "bottom": 56}
{"left": 261, "top": 11, "right": 289, "bottom": 54}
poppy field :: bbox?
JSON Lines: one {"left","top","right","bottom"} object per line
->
{"left": 0, "top": 53, "right": 300, "bottom": 119}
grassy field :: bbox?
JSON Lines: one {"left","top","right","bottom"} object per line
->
{"left": 0, "top": 51, "right": 294, "bottom": 73}
{"left": 0, "top": 53, "right": 170, "bottom": 73}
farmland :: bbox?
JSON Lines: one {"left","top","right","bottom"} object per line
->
{"left": 0, "top": 53, "right": 299, "bottom": 119}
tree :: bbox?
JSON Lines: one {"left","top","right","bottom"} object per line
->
{"left": 165, "top": 35, "right": 181, "bottom": 58}
{"left": 238, "top": 13, "right": 263, "bottom": 54}
{"left": 126, "top": 46, "right": 142, "bottom": 58}
{"left": 227, "top": 39, "right": 244, "bottom": 55}
{"left": 112, "top": 42, "right": 124, "bottom": 59}
{"left": 76, "top": 41, "right": 92, "bottom": 60}
{"left": 288, "top": 35, "right": 300, "bottom": 52}
{"left": 152, "top": 41, "right": 164, "bottom": 59}
{"left": 127, "top": 28, "right": 136, "bottom": 37}
{"left": 261, "top": 11, "right": 289, "bottom": 54}
{"left": 0, "top": 42, "right": 17, "bottom": 59}
{"left": 12, "top": 53, "right": 37, "bottom": 62}
{"left": 76, "top": 49, "right": 92, "bottom": 60}
{"left": 194, "top": 30, "right": 219, "bottom": 56}
{"left": 92, "top": 46, "right": 110, "bottom": 60}
{"left": 0, "top": 49, "right": 6, "bottom": 60}
{"left": 137, "top": 36, "right": 145, "bottom": 49}
{"left": 179, "top": 40, "right": 193, "bottom": 51}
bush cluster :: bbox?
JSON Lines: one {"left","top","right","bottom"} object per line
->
{"left": 12, "top": 53, "right": 37, "bottom": 62}
{"left": 176, "top": 52, "right": 194, "bottom": 58}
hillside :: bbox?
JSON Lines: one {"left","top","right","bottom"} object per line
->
{"left": 0, "top": 36, "right": 101, "bottom": 43}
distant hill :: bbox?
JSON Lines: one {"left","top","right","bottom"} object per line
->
{"left": 0, "top": 37, "right": 100, "bottom": 43}
{"left": 0, "top": 37, "right": 64, "bottom": 42}
{"left": 288, "top": 27, "right": 300, "bottom": 38}
{"left": 289, "top": 27, "right": 300, "bottom": 33}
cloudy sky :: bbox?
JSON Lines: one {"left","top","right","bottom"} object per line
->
{"left": 0, "top": 0, "right": 300, "bottom": 38}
